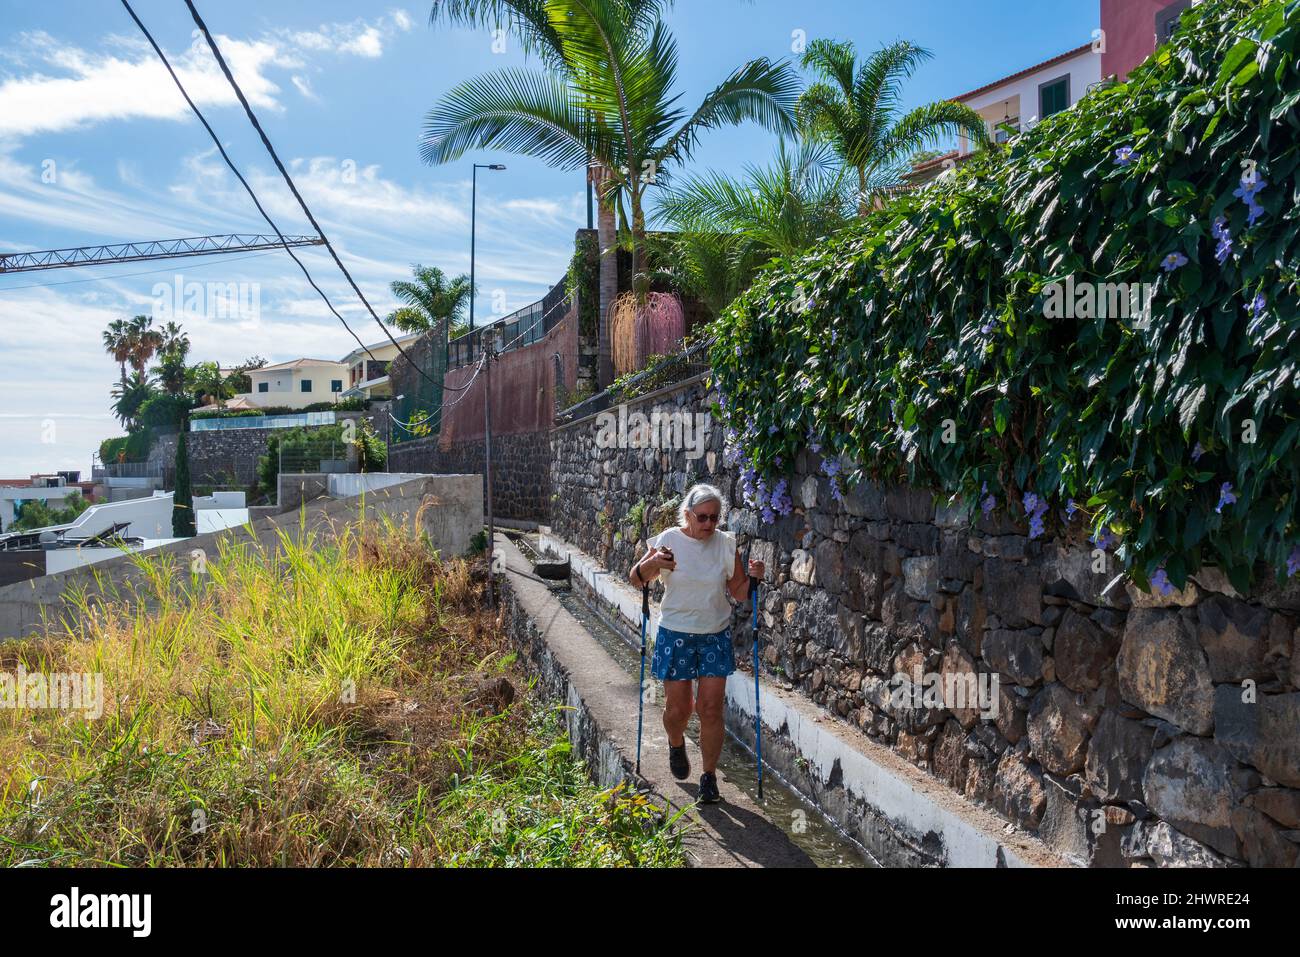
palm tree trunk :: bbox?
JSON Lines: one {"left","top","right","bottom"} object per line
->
{"left": 631, "top": 190, "right": 648, "bottom": 302}
{"left": 857, "top": 166, "right": 869, "bottom": 217}
{"left": 594, "top": 166, "right": 617, "bottom": 389}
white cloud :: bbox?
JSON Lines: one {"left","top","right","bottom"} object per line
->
{"left": 0, "top": 9, "right": 414, "bottom": 144}
{"left": 0, "top": 32, "right": 289, "bottom": 140}
{"left": 340, "top": 27, "right": 384, "bottom": 58}
{"left": 290, "top": 75, "right": 317, "bottom": 100}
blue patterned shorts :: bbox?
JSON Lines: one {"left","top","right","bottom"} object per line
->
{"left": 650, "top": 624, "right": 735, "bottom": 681}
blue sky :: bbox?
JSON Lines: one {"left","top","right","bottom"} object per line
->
{"left": 0, "top": 0, "right": 1098, "bottom": 479}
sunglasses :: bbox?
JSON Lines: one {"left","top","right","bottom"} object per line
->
{"left": 690, "top": 510, "right": 720, "bottom": 524}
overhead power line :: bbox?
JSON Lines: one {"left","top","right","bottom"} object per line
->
{"left": 119, "top": 0, "right": 377, "bottom": 363}
{"left": 182, "top": 0, "right": 443, "bottom": 393}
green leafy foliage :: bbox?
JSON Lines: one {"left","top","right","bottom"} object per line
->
{"left": 11, "top": 492, "right": 91, "bottom": 533}
{"left": 711, "top": 0, "right": 1300, "bottom": 592}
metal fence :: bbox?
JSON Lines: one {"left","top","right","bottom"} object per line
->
{"left": 92, "top": 463, "right": 162, "bottom": 479}
{"left": 190, "top": 411, "right": 337, "bottom": 432}
{"left": 447, "top": 276, "right": 571, "bottom": 370}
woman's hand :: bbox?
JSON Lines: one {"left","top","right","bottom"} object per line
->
{"left": 747, "top": 559, "right": 765, "bottom": 580}
{"left": 647, "top": 546, "right": 676, "bottom": 573}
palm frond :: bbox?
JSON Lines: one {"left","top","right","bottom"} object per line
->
{"left": 876, "top": 99, "right": 989, "bottom": 168}
{"left": 653, "top": 57, "right": 798, "bottom": 166}
{"left": 420, "top": 68, "right": 595, "bottom": 169}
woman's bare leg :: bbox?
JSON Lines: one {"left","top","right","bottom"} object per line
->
{"left": 695, "top": 677, "right": 726, "bottom": 774}
{"left": 662, "top": 679, "right": 693, "bottom": 747}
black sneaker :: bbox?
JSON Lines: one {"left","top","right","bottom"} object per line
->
{"left": 698, "top": 771, "right": 721, "bottom": 804}
{"left": 669, "top": 742, "right": 690, "bottom": 780}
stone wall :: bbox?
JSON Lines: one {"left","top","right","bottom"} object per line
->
{"left": 145, "top": 414, "right": 363, "bottom": 490}
{"left": 550, "top": 374, "right": 1300, "bottom": 867}
{"left": 389, "top": 429, "right": 548, "bottom": 523}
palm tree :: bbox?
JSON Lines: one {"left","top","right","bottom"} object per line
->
{"left": 153, "top": 321, "right": 191, "bottom": 396}
{"left": 385, "top": 264, "right": 473, "bottom": 337}
{"left": 188, "top": 361, "right": 234, "bottom": 410}
{"left": 652, "top": 139, "right": 852, "bottom": 317}
{"left": 423, "top": 0, "right": 799, "bottom": 383}
{"left": 111, "top": 372, "right": 156, "bottom": 430}
{"left": 797, "top": 39, "right": 990, "bottom": 215}
{"left": 126, "top": 314, "right": 165, "bottom": 374}
{"left": 102, "top": 318, "right": 133, "bottom": 386}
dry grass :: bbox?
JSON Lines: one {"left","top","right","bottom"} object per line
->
{"left": 0, "top": 511, "right": 684, "bottom": 867}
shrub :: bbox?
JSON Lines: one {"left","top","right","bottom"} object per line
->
{"left": 711, "top": 0, "right": 1300, "bottom": 593}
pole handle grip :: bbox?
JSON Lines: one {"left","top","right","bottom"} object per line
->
{"left": 642, "top": 583, "right": 649, "bottom": 617}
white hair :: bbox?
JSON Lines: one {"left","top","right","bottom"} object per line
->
{"left": 678, "top": 483, "right": 727, "bottom": 527}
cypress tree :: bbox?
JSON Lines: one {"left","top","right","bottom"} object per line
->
{"left": 172, "top": 428, "right": 197, "bottom": 537}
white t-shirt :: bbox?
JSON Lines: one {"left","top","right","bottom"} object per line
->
{"left": 648, "top": 526, "right": 737, "bottom": 634}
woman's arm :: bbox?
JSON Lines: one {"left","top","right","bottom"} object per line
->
{"left": 630, "top": 546, "right": 671, "bottom": 586}
{"left": 727, "top": 552, "right": 766, "bottom": 601}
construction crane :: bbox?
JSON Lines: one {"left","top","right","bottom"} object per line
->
{"left": 0, "top": 233, "right": 324, "bottom": 274}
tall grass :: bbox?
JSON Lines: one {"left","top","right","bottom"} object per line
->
{"left": 0, "top": 512, "right": 685, "bottom": 867}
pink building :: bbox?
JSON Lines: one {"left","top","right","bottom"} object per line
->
{"left": 1102, "top": 0, "right": 1195, "bottom": 80}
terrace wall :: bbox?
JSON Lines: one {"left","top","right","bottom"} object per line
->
{"left": 550, "top": 373, "right": 1300, "bottom": 867}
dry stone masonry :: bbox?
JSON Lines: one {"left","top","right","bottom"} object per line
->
{"left": 551, "top": 374, "right": 1300, "bottom": 867}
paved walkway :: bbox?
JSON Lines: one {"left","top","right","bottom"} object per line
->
{"left": 497, "top": 533, "right": 814, "bottom": 868}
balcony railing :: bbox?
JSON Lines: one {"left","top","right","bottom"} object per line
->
{"left": 92, "top": 463, "right": 162, "bottom": 479}
{"left": 190, "top": 411, "right": 338, "bottom": 432}
{"left": 447, "top": 277, "right": 571, "bottom": 369}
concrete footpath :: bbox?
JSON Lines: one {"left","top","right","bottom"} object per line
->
{"left": 495, "top": 532, "right": 815, "bottom": 868}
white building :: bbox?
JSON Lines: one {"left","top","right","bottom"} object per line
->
{"left": 953, "top": 43, "right": 1103, "bottom": 156}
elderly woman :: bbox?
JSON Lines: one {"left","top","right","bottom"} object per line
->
{"left": 628, "top": 483, "right": 764, "bottom": 804}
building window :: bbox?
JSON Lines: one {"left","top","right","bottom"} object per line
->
{"left": 994, "top": 117, "right": 1020, "bottom": 144}
{"left": 301, "top": 380, "right": 312, "bottom": 393}
{"left": 1156, "top": 0, "right": 1192, "bottom": 43}
{"left": 1039, "top": 75, "right": 1070, "bottom": 118}
{"left": 331, "top": 380, "right": 343, "bottom": 393}
{"left": 258, "top": 382, "right": 269, "bottom": 393}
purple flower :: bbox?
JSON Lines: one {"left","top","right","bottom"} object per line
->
{"left": 767, "top": 424, "right": 778, "bottom": 435}
{"left": 1191, "top": 442, "right": 1204, "bottom": 463}
{"left": 831, "top": 330, "right": 838, "bottom": 345}
{"left": 1216, "top": 482, "right": 1237, "bottom": 514}
{"left": 774, "top": 455, "right": 783, "bottom": 469}
{"left": 821, "top": 457, "right": 841, "bottom": 478}
{"left": 761, "top": 506, "right": 776, "bottom": 524}
{"left": 980, "top": 482, "right": 996, "bottom": 516}
{"left": 1089, "top": 525, "right": 1118, "bottom": 550}
{"left": 734, "top": 345, "right": 742, "bottom": 357}
{"left": 718, "top": 393, "right": 727, "bottom": 410}
{"left": 771, "top": 478, "right": 793, "bottom": 517}
{"left": 1065, "top": 498, "right": 1078, "bottom": 518}
{"left": 1022, "top": 491, "right": 1049, "bottom": 539}
{"left": 1161, "top": 252, "right": 1189, "bottom": 272}
{"left": 1211, "top": 217, "right": 1231, "bottom": 242}
{"left": 980, "top": 321, "right": 995, "bottom": 335}
{"left": 1150, "top": 568, "right": 1175, "bottom": 597}
{"left": 1287, "top": 546, "right": 1300, "bottom": 578}
{"left": 1233, "top": 174, "right": 1267, "bottom": 204}
{"left": 1113, "top": 146, "right": 1136, "bottom": 167}
{"left": 1246, "top": 294, "right": 1266, "bottom": 319}
{"left": 829, "top": 476, "right": 844, "bottom": 504}
{"left": 1214, "top": 221, "right": 1234, "bottom": 264}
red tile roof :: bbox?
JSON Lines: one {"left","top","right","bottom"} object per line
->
{"left": 953, "top": 43, "right": 1095, "bottom": 103}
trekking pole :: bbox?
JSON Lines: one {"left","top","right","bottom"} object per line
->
{"left": 635, "top": 582, "right": 650, "bottom": 776}
{"left": 749, "top": 573, "right": 763, "bottom": 801}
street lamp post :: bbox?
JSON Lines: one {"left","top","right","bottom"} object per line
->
{"left": 469, "top": 162, "right": 504, "bottom": 607}
{"left": 469, "top": 163, "right": 506, "bottom": 334}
